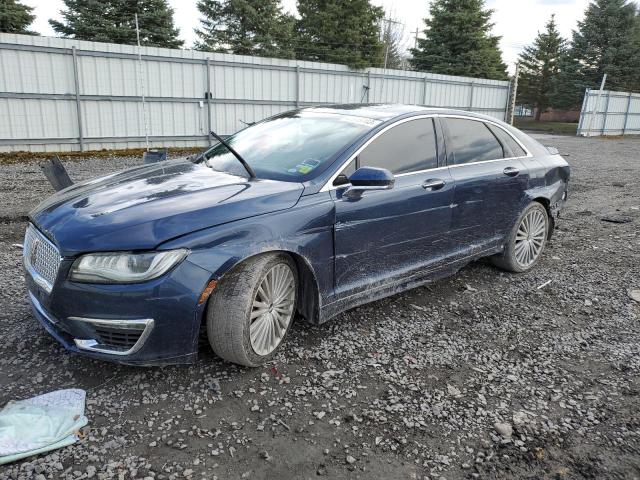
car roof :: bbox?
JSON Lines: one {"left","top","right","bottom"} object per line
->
{"left": 298, "top": 104, "right": 495, "bottom": 122}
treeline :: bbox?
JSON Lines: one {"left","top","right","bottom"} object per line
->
{"left": 518, "top": 0, "right": 640, "bottom": 117}
{"left": 1, "top": 0, "right": 506, "bottom": 74}
{"left": 2, "top": 0, "right": 639, "bottom": 110}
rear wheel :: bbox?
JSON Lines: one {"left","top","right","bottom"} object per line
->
{"left": 492, "top": 202, "right": 549, "bottom": 273}
{"left": 206, "top": 253, "right": 297, "bottom": 366}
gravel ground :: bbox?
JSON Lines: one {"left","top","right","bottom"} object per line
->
{"left": 0, "top": 135, "right": 639, "bottom": 480}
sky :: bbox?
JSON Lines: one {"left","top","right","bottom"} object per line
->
{"left": 23, "top": 0, "right": 592, "bottom": 73}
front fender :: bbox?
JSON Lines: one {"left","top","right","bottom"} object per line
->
{"left": 159, "top": 192, "right": 336, "bottom": 323}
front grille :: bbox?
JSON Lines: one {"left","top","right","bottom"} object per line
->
{"left": 23, "top": 224, "right": 62, "bottom": 292}
{"left": 93, "top": 326, "right": 143, "bottom": 351}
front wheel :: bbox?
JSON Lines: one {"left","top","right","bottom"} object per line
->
{"left": 206, "top": 253, "right": 298, "bottom": 366}
{"left": 492, "top": 202, "right": 549, "bottom": 273}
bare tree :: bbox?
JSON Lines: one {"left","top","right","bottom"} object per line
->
{"left": 380, "top": 16, "right": 409, "bottom": 70}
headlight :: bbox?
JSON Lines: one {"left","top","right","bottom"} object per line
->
{"left": 70, "top": 249, "right": 188, "bottom": 284}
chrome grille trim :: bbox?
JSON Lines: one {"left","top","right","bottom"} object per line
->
{"left": 70, "top": 317, "right": 154, "bottom": 356}
{"left": 23, "top": 224, "right": 62, "bottom": 293}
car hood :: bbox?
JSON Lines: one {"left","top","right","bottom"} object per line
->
{"left": 30, "top": 159, "right": 304, "bottom": 256}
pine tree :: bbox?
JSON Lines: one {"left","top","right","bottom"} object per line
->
{"left": 0, "top": 0, "right": 37, "bottom": 34}
{"left": 517, "top": 15, "right": 567, "bottom": 121}
{"left": 295, "top": 0, "right": 385, "bottom": 70}
{"left": 194, "top": 0, "right": 294, "bottom": 59}
{"left": 50, "top": 0, "right": 184, "bottom": 48}
{"left": 409, "top": 0, "right": 508, "bottom": 80}
{"left": 571, "top": 0, "right": 639, "bottom": 91}
{"left": 551, "top": 0, "right": 640, "bottom": 108}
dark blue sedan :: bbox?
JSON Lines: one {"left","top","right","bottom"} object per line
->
{"left": 23, "top": 105, "right": 569, "bottom": 366}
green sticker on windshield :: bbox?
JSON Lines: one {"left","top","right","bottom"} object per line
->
{"left": 290, "top": 158, "right": 321, "bottom": 175}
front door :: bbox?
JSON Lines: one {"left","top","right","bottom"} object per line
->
{"left": 331, "top": 117, "right": 454, "bottom": 298}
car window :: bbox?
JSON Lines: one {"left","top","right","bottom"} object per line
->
{"left": 487, "top": 124, "right": 527, "bottom": 157}
{"left": 358, "top": 118, "right": 438, "bottom": 174}
{"left": 445, "top": 118, "right": 504, "bottom": 165}
{"left": 198, "top": 111, "right": 380, "bottom": 182}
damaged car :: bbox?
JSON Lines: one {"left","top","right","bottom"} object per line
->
{"left": 23, "top": 105, "right": 570, "bottom": 367}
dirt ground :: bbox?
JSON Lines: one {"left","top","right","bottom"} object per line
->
{"left": 0, "top": 134, "right": 639, "bottom": 480}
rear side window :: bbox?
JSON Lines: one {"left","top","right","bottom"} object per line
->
{"left": 445, "top": 118, "right": 504, "bottom": 165}
{"left": 487, "top": 124, "right": 527, "bottom": 157}
{"left": 358, "top": 118, "right": 438, "bottom": 174}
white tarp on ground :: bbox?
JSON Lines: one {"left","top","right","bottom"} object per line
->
{"left": 0, "top": 389, "right": 87, "bottom": 465}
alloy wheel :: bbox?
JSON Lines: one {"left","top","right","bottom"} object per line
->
{"left": 249, "top": 263, "right": 296, "bottom": 356}
{"left": 514, "top": 208, "right": 547, "bottom": 268}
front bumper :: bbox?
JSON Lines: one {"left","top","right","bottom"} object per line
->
{"left": 25, "top": 257, "right": 213, "bottom": 366}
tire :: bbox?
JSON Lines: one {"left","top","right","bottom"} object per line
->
{"left": 206, "top": 253, "right": 298, "bottom": 367}
{"left": 492, "top": 202, "right": 549, "bottom": 273}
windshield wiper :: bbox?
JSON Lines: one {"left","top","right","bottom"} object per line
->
{"left": 209, "top": 130, "right": 257, "bottom": 179}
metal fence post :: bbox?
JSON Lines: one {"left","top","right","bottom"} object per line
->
{"left": 423, "top": 77, "right": 428, "bottom": 106}
{"left": 586, "top": 74, "right": 607, "bottom": 137}
{"left": 504, "top": 80, "right": 511, "bottom": 121}
{"left": 71, "top": 46, "right": 84, "bottom": 152}
{"left": 576, "top": 88, "right": 590, "bottom": 136}
{"left": 601, "top": 92, "right": 611, "bottom": 136}
{"left": 508, "top": 63, "right": 519, "bottom": 125}
{"left": 295, "top": 66, "right": 300, "bottom": 108}
{"left": 469, "top": 82, "right": 475, "bottom": 112}
{"left": 206, "top": 59, "right": 212, "bottom": 145}
{"left": 622, "top": 92, "right": 633, "bottom": 135}
{"left": 367, "top": 71, "right": 371, "bottom": 103}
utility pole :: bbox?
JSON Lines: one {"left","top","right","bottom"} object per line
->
{"left": 381, "top": 17, "right": 403, "bottom": 70}
{"left": 414, "top": 28, "right": 419, "bottom": 49}
{"left": 135, "top": 13, "right": 150, "bottom": 151}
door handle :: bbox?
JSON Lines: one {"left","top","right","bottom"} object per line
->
{"left": 422, "top": 179, "right": 446, "bottom": 191}
{"left": 503, "top": 166, "right": 520, "bottom": 177}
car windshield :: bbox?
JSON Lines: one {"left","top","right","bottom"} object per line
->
{"left": 195, "top": 111, "right": 380, "bottom": 182}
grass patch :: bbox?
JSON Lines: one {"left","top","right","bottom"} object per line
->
{"left": 0, "top": 147, "right": 203, "bottom": 165}
{"left": 514, "top": 119, "right": 578, "bottom": 136}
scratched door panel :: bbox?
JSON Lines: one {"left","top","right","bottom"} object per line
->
{"left": 332, "top": 170, "right": 454, "bottom": 298}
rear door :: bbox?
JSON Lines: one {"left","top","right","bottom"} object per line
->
{"left": 442, "top": 117, "right": 530, "bottom": 251}
{"left": 331, "top": 117, "right": 454, "bottom": 298}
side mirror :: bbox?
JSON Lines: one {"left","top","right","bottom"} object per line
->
{"left": 343, "top": 167, "right": 395, "bottom": 199}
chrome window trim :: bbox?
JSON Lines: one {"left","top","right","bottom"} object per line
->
{"left": 395, "top": 165, "right": 449, "bottom": 177}
{"left": 440, "top": 114, "right": 533, "bottom": 164}
{"left": 70, "top": 317, "right": 155, "bottom": 356}
{"left": 320, "top": 113, "right": 532, "bottom": 192}
{"left": 320, "top": 114, "right": 438, "bottom": 192}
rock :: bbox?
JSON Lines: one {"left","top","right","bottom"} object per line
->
{"left": 628, "top": 289, "right": 640, "bottom": 303}
{"left": 512, "top": 411, "right": 528, "bottom": 426}
{"left": 494, "top": 422, "right": 513, "bottom": 439}
{"left": 447, "top": 385, "right": 462, "bottom": 397}
{"left": 346, "top": 455, "right": 356, "bottom": 464}
{"left": 259, "top": 450, "right": 271, "bottom": 461}
{"left": 183, "top": 469, "right": 193, "bottom": 478}
{"left": 86, "top": 466, "right": 97, "bottom": 478}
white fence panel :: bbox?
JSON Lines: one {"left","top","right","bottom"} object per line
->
{"left": 0, "top": 33, "right": 511, "bottom": 152}
{"left": 577, "top": 88, "right": 640, "bottom": 136}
